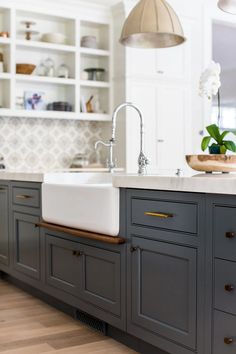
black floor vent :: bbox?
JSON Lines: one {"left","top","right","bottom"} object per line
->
{"left": 75, "top": 309, "right": 107, "bottom": 335}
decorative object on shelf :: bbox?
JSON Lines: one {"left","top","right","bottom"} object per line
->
{"left": 218, "top": 0, "right": 236, "bottom": 14}
{"left": 70, "top": 153, "right": 89, "bottom": 168}
{"left": 81, "top": 35, "right": 97, "bottom": 49}
{"left": 0, "top": 32, "right": 9, "bottom": 38}
{"left": 84, "top": 68, "right": 105, "bottom": 81}
{"left": 119, "top": 0, "right": 185, "bottom": 48}
{"left": 201, "top": 124, "right": 236, "bottom": 154}
{"left": 16, "top": 96, "right": 24, "bottom": 110}
{"left": 199, "top": 61, "right": 221, "bottom": 125}
{"left": 57, "top": 64, "right": 69, "bottom": 78}
{"left": 80, "top": 96, "right": 87, "bottom": 113}
{"left": 81, "top": 70, "right": 89, "bottom": 80}
{"left": 24, "top": 91, "right": 45, "bottom": 110}
{"left": 186, "top": 154, "right": 236, "bottom": 173}
{"left": 16, "top": 63, "right": 36, "bottom": 75}
{"left": 86, "top": 95, "right": 94, "bottom": 113}
{"left": 44, "top": 57, "right": 55, "bottom": 77}
{"left": 0, "top": 53, "right": 4, "bottom": 73}
{"left": 20, "top": 21, "right": 39, "bottom": 40}
{"left": 37, "top": 61, "right": 46, "bottom": 76}
{"left": 41, "top": 32, "right": 67, "bottom": 45}
{"left": 47, "top": 101, "right": 72, "bottom": 112}
{"left": 93, "top": 95, "right": 102, "bottom": 113}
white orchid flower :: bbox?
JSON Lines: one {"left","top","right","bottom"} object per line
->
{"left": 199, "top": 61, "right": 221, "bottom": 100}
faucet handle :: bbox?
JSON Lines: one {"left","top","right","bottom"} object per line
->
{"left": 94, "top": 140, "right": 110, "bottom": 150}
{"left": 138, "top": 152, "right": 150, "bottom": 175}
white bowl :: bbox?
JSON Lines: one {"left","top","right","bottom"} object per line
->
{"left": 42, "top": 33, "right": 67, "bottom": 45}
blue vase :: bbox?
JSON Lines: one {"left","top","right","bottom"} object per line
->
{"left": 209, "top": 145, "right": 221, "bottom": 154}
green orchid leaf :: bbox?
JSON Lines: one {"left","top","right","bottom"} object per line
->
{"left": 223, "top": 140, "right": 236, "bottom": 152}
{"left": 220, "top": 130, "right": 230, "bottom": 142}
{"left": 206, "top": 124, "right": 221, "bottom": 143}
{"left": 201, "top": 136, "right": 211, "bottom": 151}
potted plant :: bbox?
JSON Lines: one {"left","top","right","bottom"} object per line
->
{"left": 201, "top": 124, "right": 236, "bottom": 154}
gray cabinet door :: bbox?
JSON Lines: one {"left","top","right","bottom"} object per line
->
{"left": 0, "top": 185, "right": 9, "bottom": 266}
{"left": 128, "top": 236, "right": 197, "bottom": 350}
{"left": 79, "top": 244, "right": 121, "bottom": 316}
{"left": 45, "top": 234, "right": 82, "bottom": 296}
{"left": 13, "top": 212, "right": 40, "bottom": 280}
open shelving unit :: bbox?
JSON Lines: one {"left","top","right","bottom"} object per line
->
{"left": 0, "top": 3, "right": 112, "bottom": 121}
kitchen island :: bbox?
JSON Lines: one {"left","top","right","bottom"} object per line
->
{"left": 0, "top": 171, "right": 235, "bottom": 354}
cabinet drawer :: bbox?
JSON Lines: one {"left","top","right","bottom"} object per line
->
{"left": 213, "top": 310, "right": 236, "bottom": 354}
{"left": 131, "top": 197, "right": 197, "bottom": 234}
{"left": 215, "top": 259, "right": 236, "bottom": 315}
{"left": 12, "top": 187, "right": 40, "bottom": 209}
{"left": 214, "top": 206, "right": 236, "bottom": 261}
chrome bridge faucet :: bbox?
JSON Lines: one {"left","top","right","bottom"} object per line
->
{"left": 95, "top": 102, "right": 149, "bottom": 175}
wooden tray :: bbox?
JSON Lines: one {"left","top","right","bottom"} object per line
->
{"left": 186, "top": 154, "right": 236, "bottom": 173}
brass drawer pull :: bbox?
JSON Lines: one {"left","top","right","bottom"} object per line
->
{"left": 144, "top": 212, "right": 173, "bottom": 219}
{"left": 225, "top": 284, "right": 234, "bottom": 292}
{"left": 224, "top": 337, "right": 234, "bottom": 345}
{"left": 16, "top": 195, "right": 32, "bottom": 200}
{"left": 226, "top": 232, "right": 235, "bottom": 239}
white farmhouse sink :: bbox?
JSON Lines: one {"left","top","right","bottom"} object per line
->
{"left": 42, "top": 173, "right": 120, "bottom": 237}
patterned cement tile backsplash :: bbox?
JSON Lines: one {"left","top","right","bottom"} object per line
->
{"left": 0, "top": 117, "right": 110, "bottom": 171}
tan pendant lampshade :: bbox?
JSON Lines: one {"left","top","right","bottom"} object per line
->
{"left": 120, "top": 0, "right": 185, "bottom": 48}
{"left": 218, "top": 0, "right": 236, "bottom": 14}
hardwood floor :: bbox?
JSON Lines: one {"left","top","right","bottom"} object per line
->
{"left": 0, "top": 279, "right": 137, "bottom": 354}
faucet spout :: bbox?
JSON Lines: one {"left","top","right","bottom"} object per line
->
{"left": 111, "top": 102, "right": 149, "bottom": 175}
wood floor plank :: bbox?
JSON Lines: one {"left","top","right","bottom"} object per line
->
{"left": 0, "top": 279, "right": 138, "bottom": 353}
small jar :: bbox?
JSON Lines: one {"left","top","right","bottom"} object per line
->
{"left": 37, "top": 61, "right": 46, "bottom": 76}
{"left": 57, "top": 64, "right": 69, "bottom": 79}
{"left": 44, "top": 57, "right": 55, "bottom": 77}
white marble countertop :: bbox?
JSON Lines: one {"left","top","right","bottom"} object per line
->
{"left": 112, "top": 173, "right": 236, "bottom": 195}
{"left": 2, "top": 169, "right": 236, "bottom": 195}
{"left": 0, "top": 168, "right": 117, "bottom": 183}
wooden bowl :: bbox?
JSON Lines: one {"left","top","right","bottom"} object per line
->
{"left": 186, "top": 154, "right": 236, "bottom": 173}
{"left": 16, "top": 64, "right": 36, "bottom": 75}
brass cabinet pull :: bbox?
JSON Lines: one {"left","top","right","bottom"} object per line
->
{"left": 16, "top": 195, "right": 32, "bottom": 200}
{"left": 0, "top": 187, "right": 6, "bottom": 191}
{"left": 144, "top": 212, "right": 173, "bottom": 219}
{"left": 225, "top": 232, "right": 235, "bottom": 239}
{"left": 224, "top": 337, "right": 234, "bottom": 345}
{"left": 225, "top": 284, "right": 234, "bottom": 292}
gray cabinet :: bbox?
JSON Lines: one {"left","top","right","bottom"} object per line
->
{"left": 45, "top": 234, "right": 82, "bottom": 296}
{"left": 128, "top": 236, "right": 197, "bottom": 350}
{"left": 46, "top": 234, "right": 122, "bottom": 317}
{"left": 0, "top": 184, "right": 9, "bottom": 266}
{"left": 11, "top": 182, "right": 41, "bottom": 281}
{"left": 13, "top": 212, "right": 40, "bottom": 280}
{"left": 79, "top": 243, "right": 121, "bottom": 317}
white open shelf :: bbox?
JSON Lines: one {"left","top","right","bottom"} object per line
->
{"left": 16, "top": 39, "right": 76, "bottom": 53}
{"left": 80, "top": 80, "right": 110, "bottom": 88}
{"left": 0, "top": 4, "right": 112, "bottom": 121}
{"left": 80, "top": 47, "right": 110, "bottom": 57}
{"left": 0, "top": 37, "right": 11, "bottom": 45}
{"left": 16, "top": 74, "right": 76, "bottom": 85}
{"left": 0, "top": 72, "right": 11, "bottom": 79}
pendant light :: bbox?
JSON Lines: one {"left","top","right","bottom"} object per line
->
{"left": 218, "top": 0, "right": 236, "bottom": 14}
{"left": 120, "top": 0, "right": 186, "bottom": 49}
